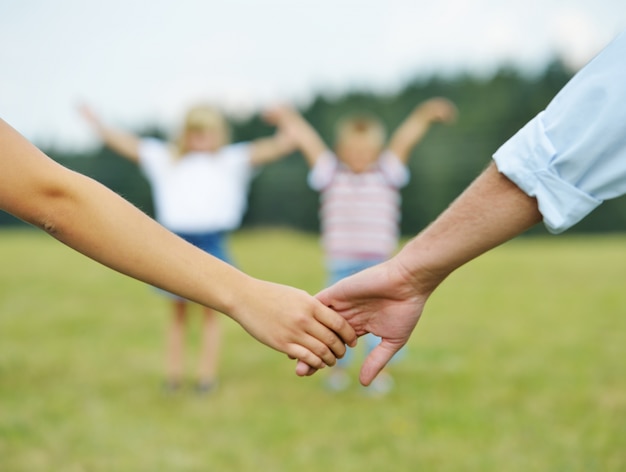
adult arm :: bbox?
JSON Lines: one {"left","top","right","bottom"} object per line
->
{"left": 78, "top": 104, "right": 141, "bottom": 162}
{"left": 0, "top": 118, "right": 356, "bottom": 369}
{"left": 263, "top": 106, "right": 329, "bottom": 167}
{"left": 310, "top": 29, "right": 626, "bottom": 383}
{"left": 387, "top": 97, "right": 457, "bottom": 163}
{"left": 313, "top": 163, "right": 541, "bottom": 384}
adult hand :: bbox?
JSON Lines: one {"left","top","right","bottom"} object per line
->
{"left": 312, "top": 259, "right": 429, "bottom": 385}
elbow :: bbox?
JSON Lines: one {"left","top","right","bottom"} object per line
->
{"left": 28, "top": 181, "right": 77, "bottom": 238}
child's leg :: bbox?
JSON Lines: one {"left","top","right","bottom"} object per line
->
{"left": 165, "top": 299, "right": 187, "bottom": 388}
{"left": 197, "top": 306, "right": 221, "bottom": 392}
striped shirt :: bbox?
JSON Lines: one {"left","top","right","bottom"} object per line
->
{"left": 308, "top": 150, "right": 410, "bottom": 259}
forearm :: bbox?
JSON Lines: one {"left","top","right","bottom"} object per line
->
{"left": 394, "top": 163, "right": 542, "bottom": 292}
{"left": 40, "top": 169, "right": 247, "bottom": 313}
{"left": 0, "top": 121, "right": 240, "bottom": 313}
{"left": 249, "top": 134, "right": 295, "bottom": 166}
{"left": 94, "top": 125, "right": 141, "bottom": 162}
{"left": 279, "top": 113, "right": 327, "bottom": 166}
{"left": 44, "top": 173, "right": 360, "bottom": 366}
{"left": 388, "top": 117, "right": 431, "bottom": 162}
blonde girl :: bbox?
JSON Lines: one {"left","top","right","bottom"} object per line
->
{"left": 80, "top": 103, "right": 296, "bottom": 393}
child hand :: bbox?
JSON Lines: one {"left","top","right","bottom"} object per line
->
{"left": 262, "top": 105, "right": 296, "bottom": 126}
{"left": 232, "top": 277, "right": 357, "bottom": 372}
{"left": 77, "top": 103, "right": 102, "bottom": 127}
{"left": 416, "top": 97, "right": 458, "bottom": 124}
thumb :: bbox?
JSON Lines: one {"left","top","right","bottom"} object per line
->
{"left": 359, "top": 342, "right": 399, "bottom": 386}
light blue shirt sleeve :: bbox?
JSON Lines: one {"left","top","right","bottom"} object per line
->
{"left": 493, "top": 29, "right": 626, "bottom": 234}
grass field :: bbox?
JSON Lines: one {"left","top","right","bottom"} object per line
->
{"left": 1, "top": 227, "right": 625, "bottom": 471}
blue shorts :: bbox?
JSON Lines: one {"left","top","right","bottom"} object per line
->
{"left": 156, "top": 231, "right": 234, "bottom": 301}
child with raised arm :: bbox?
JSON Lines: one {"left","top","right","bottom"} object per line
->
{"left": 79, "top": 103, "right": 296, "bottom": 393}
{"left": 0, "top": 118, "right": 356, "bottom": 378}
{"left": 267, "top": 98, "right": 457, "bottom": 393}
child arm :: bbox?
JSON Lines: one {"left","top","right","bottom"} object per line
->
{"left": 78, "top": 104, "right": 141, "bottom": 163}
{"left": 0, "top": 118, "right": 356, "bottom": 370}
{"left": 388, "top": 97, "right": 458, "bottom": 163}
{"left": 263, "top": 106, "right": 329, "bottom": 168}
{"left": 248, "top": 129, "right": 296, "bottom": 166}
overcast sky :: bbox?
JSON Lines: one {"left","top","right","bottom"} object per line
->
{"left": 2, "top": 0, "right": 625, "bottom": 150}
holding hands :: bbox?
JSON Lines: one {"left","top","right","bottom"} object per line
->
{"left": 228, "top": 276, "right": 358, "bottom": 370}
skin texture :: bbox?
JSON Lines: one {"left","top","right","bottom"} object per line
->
{"left": 0, "top": 118, "right": 356, "bottom": 371}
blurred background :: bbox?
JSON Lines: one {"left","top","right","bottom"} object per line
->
{"left": 3, "top": 3, "right": 626, "bottom": 471}
{"left": 2, "top": 0, "right": 626, "bottom": 234}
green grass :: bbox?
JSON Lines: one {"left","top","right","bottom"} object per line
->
{"left": 1, "top": 228, "right": 625, "bottom": 471}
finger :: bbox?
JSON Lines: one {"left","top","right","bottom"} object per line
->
{"left": 287, "top": 343, "right": 327, "bottom": 371}
{"left": 295, "top": 360, "right": 318, "bottom": 377}
{"left": 314, "top": 286, "right": 334, "bottom": 307}
{"left": 359, "top": 343, "right": 398, "bottom": 386}
{"left": 306, "top": 335, "right": 338, "bottom": 367}
{"left": 303, "top": 324, "right": 347, "bottom": 362}
{"left": 315, "top": 304, "right": 358, "bottom": 348}
{"left": 287, "top": 311, "right": 341, "bottom": 367}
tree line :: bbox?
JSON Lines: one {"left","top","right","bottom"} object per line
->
{"left": 4, "top": 59, "right": 626, "bottom": 234}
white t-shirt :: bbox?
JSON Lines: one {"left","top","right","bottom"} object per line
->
{"left": 138, "top": 138, "right": 253, "bottom": 233}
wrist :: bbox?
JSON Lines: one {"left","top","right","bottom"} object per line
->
{"left": 392, "top": 236, "right": 452, "bottom": 295}
{"left": 203, "top": 267, "right": 255, "bottom": 322}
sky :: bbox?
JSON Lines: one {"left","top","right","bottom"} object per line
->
{"left": 2, "top": 0, "right": 626, "bottom": 150}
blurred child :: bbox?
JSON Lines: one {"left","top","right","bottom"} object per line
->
{"left": 79, "top": 103, "right": 295, "bottom": 394}
{"left": 267, "top": 98, "right": 457, "bottom": 393}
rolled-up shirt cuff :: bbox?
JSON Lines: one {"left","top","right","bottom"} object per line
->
{"left": 493, "top": 115, "right": 601, "bottom": 234}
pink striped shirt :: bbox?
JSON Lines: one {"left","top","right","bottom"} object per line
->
{"left": 308, "top": 150, "right": 410, "bottom": 259}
